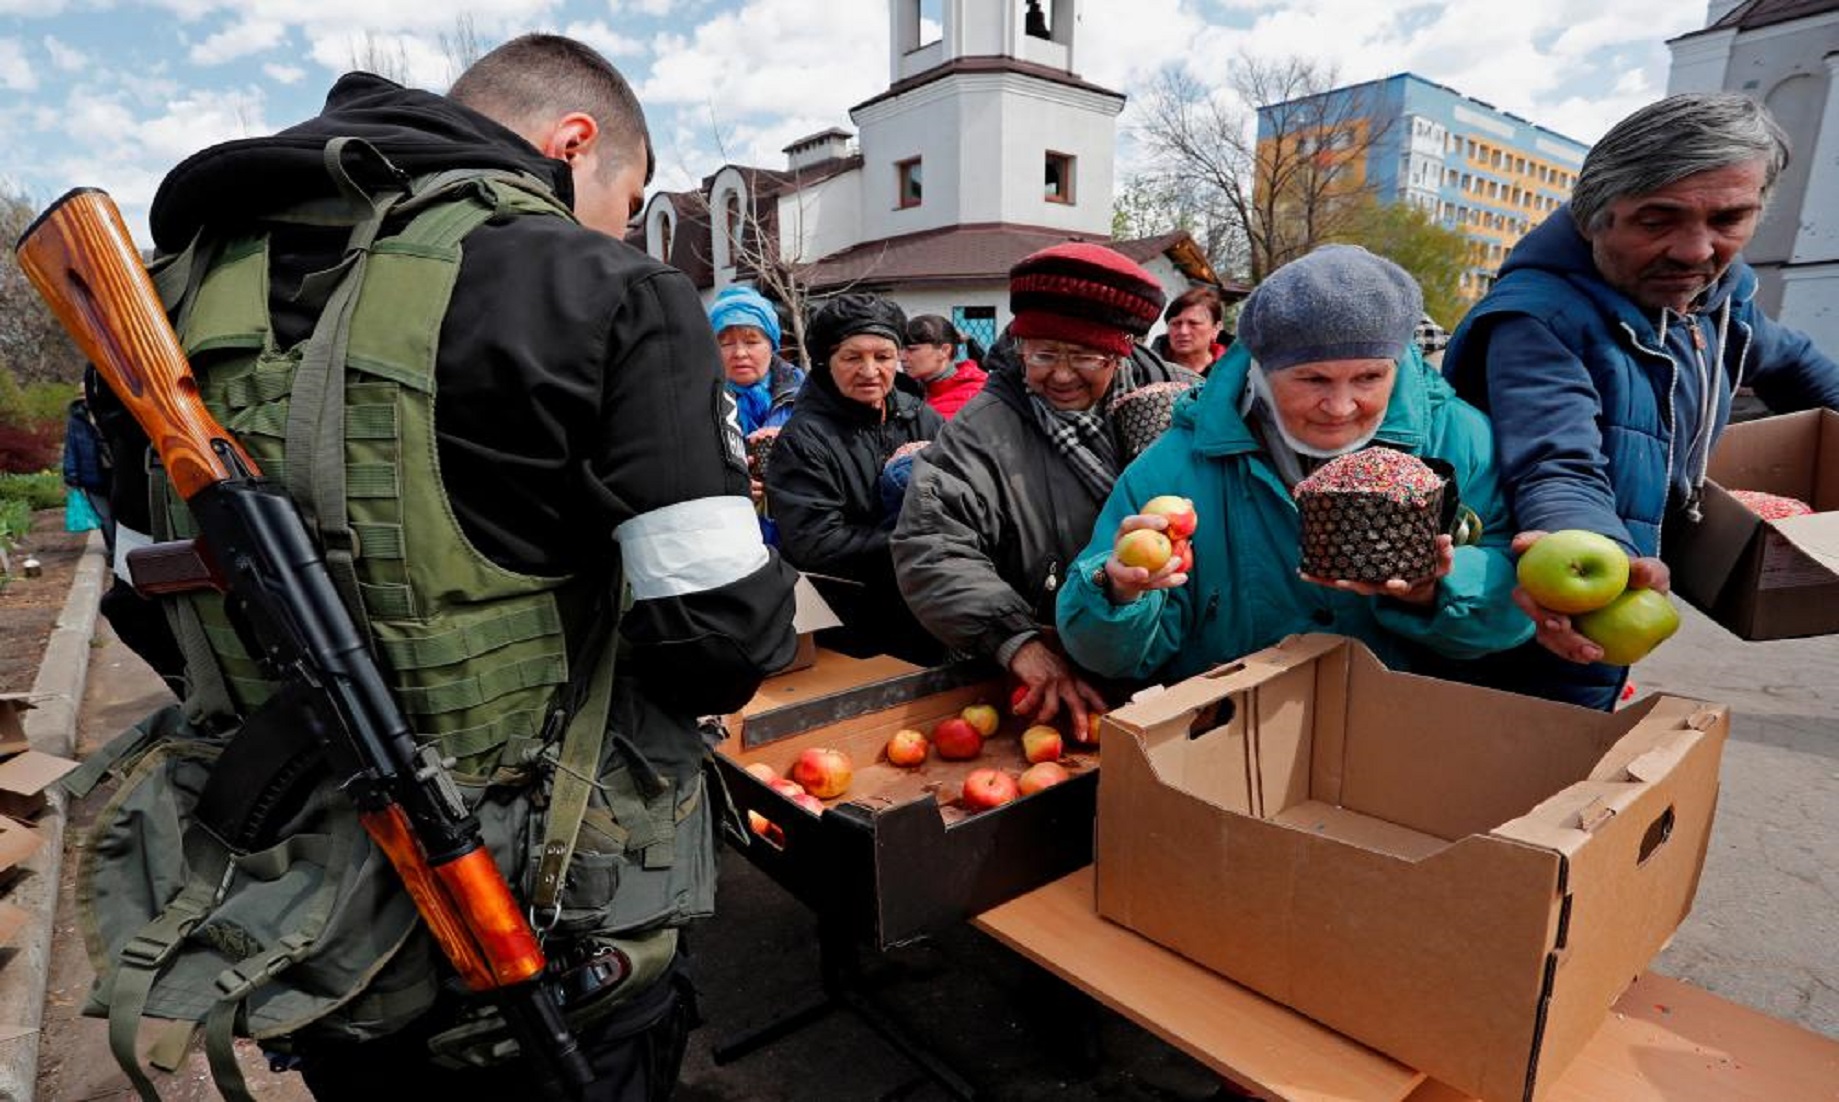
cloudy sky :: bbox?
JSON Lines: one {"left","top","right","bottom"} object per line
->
{"left": 1, "top": 0, "right": 1714, "bottom": 245}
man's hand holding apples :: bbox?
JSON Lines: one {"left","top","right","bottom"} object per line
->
{"left": 1299, "top": 534, "right": 1455, "bottom": 607}
{"left": 1511, "top": 530, "right": 1673, "bottom": 665}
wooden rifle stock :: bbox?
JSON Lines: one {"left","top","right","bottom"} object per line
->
{"left": 15, "top": 188, "right": 588, "bottom": 1093}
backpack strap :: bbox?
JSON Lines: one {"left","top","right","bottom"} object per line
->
{"left": 199, "top": 828, "right": 351, "bottom": 1102}
{"left": 530, "top": 581, "right": 629, "bottom": 925}
{"left": 282, "top": 137, "right": 414, "bottom": 635}
{"left": 102, "top": 829, "right": 235, "bottom": 1101}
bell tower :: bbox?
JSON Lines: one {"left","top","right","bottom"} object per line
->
{"left": 889, "top": 0, "right": 1080, "bottom": 84}
{"left": 857, "top": 0, "right": 1121, "bottom": 240}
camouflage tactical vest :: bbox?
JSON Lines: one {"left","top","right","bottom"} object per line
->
{"left": 67, "top": 144, "right": 711, "bottom": 1101}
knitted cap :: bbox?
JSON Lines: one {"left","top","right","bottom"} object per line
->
{"left": 1008, "top": 242, "right": 1165, "bottom": 359}
{"left": 1239, "top": 245, "right": 1423, "bottom": 372}
{"left": 806, "top": 293, "right": 908, "bottom": 370}
{"left": 708, "top": 284, "right": 783, "bottom": 348}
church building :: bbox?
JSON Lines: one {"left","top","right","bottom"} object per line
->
{"left": 634, "top": 0, "right": 1228, "bottom": 355}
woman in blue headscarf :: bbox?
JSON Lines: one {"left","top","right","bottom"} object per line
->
{"left": 710, "top": 285, "right": 803, "bottom": 436}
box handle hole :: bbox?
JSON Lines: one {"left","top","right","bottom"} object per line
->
{"left": 1188, "top": 697, "right": 1237, "bottom": 740}
{"left": 1637, "top": 806, "right": 1675, "bottom": 866}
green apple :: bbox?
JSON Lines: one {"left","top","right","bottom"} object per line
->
{"left": 1515, "top": 529, "right": 1630, "bottom": 614}
{"left": 1575, "top": 588, "right": 1681, "bottom": 667}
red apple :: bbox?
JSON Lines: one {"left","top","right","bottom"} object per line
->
{"left": 769, "top": 777, "right": 806, "bottom": 800}
{"left": 1076, "top": 710, "right": 1103, "bottom": 746}
{"left": 744, "top": 761, "right": 780, "bottom": 785}
{"left": 1171, "top": 537, "right": 1193, "bottom": 575}
{"left": 746, "top": 810, "right": 785, "bottom": 846}
{"left": 1017, "top": 761, "right": 1071, "bottom": 796}
{"left": 886, "top": 728, "right": 930, "bottom": 767}
{"left": 1115, "top": 528, "right": 1173, "bottom": 572}
{"left": 932, "top": 716, "right": 984, "bottom": 760}
{"left": 790, "top": 792, "right": 826, "bottom": 816}
{"left": 960, "top": 703, "right": 1000, "bottom": 738}
{"left": 1009, "top": 684, "right": 1032, "bottom": 716}
{"left": 1141, "top": 495, "right": 1198, "bottom": 540}
{"left": 961, "top": 768, "right": 1019, "bottom": 811}
{"left": 789, "top": 747, "right": 853, "bottom": 799}
{"left": 1021, "top": 724, "right": 1063, "bottom": 764}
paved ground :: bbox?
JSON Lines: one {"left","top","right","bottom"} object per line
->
{"left": 31, "top": 598, "right": 1839, "bottom": 1100}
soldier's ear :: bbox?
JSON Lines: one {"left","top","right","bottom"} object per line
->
{"left": 536, "top": 112, "right": 600, "bottom": 165}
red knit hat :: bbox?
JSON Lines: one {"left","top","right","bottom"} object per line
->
{"left": 1008, "top": 242, "right": 1166, "bottom": 359}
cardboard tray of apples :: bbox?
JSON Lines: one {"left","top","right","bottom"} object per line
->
{"left": 714, "top": 663, "right": 1104, "bottom": 949}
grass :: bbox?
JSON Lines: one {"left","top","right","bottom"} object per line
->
{"left": 0, "top": 470, "right": 62, "bottom": 551}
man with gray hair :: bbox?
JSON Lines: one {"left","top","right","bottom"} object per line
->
{"left": 1444, "top": 92, "right": 1839, "bottom": 710}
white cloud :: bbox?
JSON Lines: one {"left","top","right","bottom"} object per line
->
{"left": 43, "top": 35, "right": 86, "bottom": 72}
{"left": 190, "top": 18, "right": 288, "bottom": 65}
{"left": 0, "top": 0, "right": 66, "bottom": 14}
{"left": 0, "top": 39, "right": 39, "bottom": 92}
{"left": 135, "top": 88, "right": 271, "bottom": 162}
{"left": 640, "top": 0, "right": 888, "bottom": 146}
{"left": 561, "top": 20, "right": 645, "bottom": 59}
{"left": 633, "top": 0, "right": 677, "bottom": 14}
{"left": 304, "top": 28, "right": 460, "bottom": 90}
{"left": 264, "top": 62, "right": 307, "bottom": 84}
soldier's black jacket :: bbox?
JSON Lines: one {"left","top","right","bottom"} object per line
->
{"left": 97, "top": 72, "right": 797, "bottom": 715}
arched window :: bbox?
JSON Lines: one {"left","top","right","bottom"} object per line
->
{"left": 725, "top": 191, "right": 745, "bottom": 259}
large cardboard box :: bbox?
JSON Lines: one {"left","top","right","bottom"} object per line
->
{"left": 1095, "top": 634, "right": 1728, "bottom": 1102}
{"left": 720, "top": 655, "right": 1099, "bottom": 949}
{"left": 1667, "top": 409, "right": 1839, "bottom": 639}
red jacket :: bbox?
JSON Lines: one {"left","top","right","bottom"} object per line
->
{"left": 923, "top": 360, "right": 989, "bottom": 419}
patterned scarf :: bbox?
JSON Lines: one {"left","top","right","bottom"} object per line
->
{"left": 1025, "top": 354, "right": 1142, "bottom": 501}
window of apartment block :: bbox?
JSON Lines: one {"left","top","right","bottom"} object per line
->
{"left": 897, "top": 157, "right": 923, "bottom": 208}
{"left": 1045, "top": 152, "right": 1076, "bottom": 204}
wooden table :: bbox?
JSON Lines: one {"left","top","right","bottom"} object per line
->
{"left": 974, "top": 867, "right": 1839, "bottom": 1102}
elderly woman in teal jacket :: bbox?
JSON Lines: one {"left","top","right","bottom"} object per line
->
{"left": 1057, "top": 246, "right": 1532, "bottom": 683}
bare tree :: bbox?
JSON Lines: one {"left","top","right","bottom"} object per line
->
{"left": 439, "top": 14, "right": 485, "bottom": 86}
{"left": 348, "top": 31, "right": 412, "bottom": 84}
{"left": 696, "top": 117, "right": 885, "bottom": 364}
{"left": 0, "top": 187, "right": 84, "bottom": 387}
{"left": 1135, "top": 56, "right": 1391, "bottom": 282}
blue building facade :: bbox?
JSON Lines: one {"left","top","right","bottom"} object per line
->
{"left": 1258, "top": 73, "right": 1591, "bottom": 302}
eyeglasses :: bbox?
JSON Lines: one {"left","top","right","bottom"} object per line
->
{"left": 1022, "top": 347, "right": 1117, "bottom": 374}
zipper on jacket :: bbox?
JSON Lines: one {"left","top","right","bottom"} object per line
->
{"left": 1621, "top": 320, "right": 1681, "bottom": 556}
{"left": 1043, "top": 558, "right": 1060, "bottom": 595}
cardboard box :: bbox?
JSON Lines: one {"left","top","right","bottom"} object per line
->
{"left": 1095, "top": 634, "right": 1728, "bottom": 1102}
{"left": 1667, "top": 409, "right": 1839, "bottom": 639}
{"left": 0, "top": 750, "right": 80, "bottom": 820}
{"left": 775, "top": 574, "right": 843, "bottom": 674}
{"left": 719, "top": 656, "right": 1099, "bottom": 949}
{"left": 0, "top": 694, "right": 32, "bottom": 758}
{"left": 0, "top": 816, "right": 42, "bottom": 889}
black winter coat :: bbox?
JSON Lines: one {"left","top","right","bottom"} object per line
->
{"left": 767, "top": 369, "right": 944, "bottom": 661}
{"left": 106, "top": 72, "right": 799, "bottom": 715}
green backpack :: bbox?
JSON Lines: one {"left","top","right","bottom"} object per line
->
{"left": 65, "top": 140, "right": 716, "bottom": 1101}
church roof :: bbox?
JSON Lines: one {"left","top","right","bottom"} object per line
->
{"left": 1673, "top": 0, "right": 1839, "bottom": 39}
{"left": 800, "top": 222, "right": 1241, "bottom": 296}
{"left": 849, "top": 55, "right": 1124, "bottom": 116}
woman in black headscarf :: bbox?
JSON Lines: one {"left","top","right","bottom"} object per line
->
{"left": 766, "top": 293, "right": 946, "bottom": 662}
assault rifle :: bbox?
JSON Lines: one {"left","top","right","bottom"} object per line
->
{"left": 15, "top": 188, "right": 593, "bottom": 1097}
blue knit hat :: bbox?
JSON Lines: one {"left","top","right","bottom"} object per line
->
{"left": 1238, "top": 245, "right": 1423, "bottom": 372}
{"left": 708, "top": 285, "right": 783, "bottom": 349}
